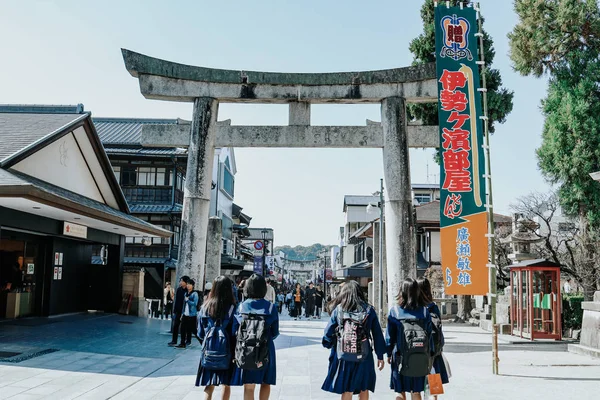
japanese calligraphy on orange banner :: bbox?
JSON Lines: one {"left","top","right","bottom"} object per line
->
{"left": 435, "top": 4, "right": 488, "bottom": 295}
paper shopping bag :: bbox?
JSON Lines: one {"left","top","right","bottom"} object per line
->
{"left": 427, "top": 373, "right": 444, "bottom": 395}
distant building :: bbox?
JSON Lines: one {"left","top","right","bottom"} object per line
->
{"left": 94, "top": 118, "right": 245, "bottom": 298}
{"left": 0, "top": 105, "right": 169, "bottom": 318}
{"left": 412, "top": 183, "right": 441, "bottom": 205}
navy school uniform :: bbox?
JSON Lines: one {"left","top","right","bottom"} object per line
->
{"left": 427, "top": 302, "right": 449, "bottom": 384}
{"left": 321, "top": 304, "right": 386, "bottom": 395}
{"left": 386, "top": 305, "right": 433, "bottom": 394}
{"left": 231, "top": 299, "right": 280, "bottom": 385}
{"left": 195, "top": 305, "right": 241, "bottom": 387}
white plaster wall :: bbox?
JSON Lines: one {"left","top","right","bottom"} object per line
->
{"left": 343, "top": 244, "right": 355, "bottom": 267}
{"left": 429, "top": 231, "right": 441, "bottom": 263}
{"left": 12, "top": 132, "right": 105, "bottom": 204}
{"left": 345, "top": 205, "right": 378, "bottom": 225}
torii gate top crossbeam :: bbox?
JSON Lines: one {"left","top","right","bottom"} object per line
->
{"left": 121, "top": 49, "right": 438, "bottom": 104}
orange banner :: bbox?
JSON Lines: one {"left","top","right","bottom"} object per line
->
{"left": 441, "top": 211, "right": 488, "bottom": 295}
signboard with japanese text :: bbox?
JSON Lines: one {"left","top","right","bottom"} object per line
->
{"left": 435, "top": 4, "right": 488, "bottom": 295}
{"left": 253, "top": 256, "right": 263, "bottom": 275}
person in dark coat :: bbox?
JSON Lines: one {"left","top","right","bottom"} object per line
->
{"left": 232, "top": 274, "right": 279, "bottom": 400}
{"left": 168, "top": 275, "right": 189, "bottom": 346}
{"left": 314, "top": 286, "right": 324, "bottom": 319}
{"left": 386, "top": 278, "right": 433, "bottom": 399}
{"left": 321, "top": 280, "right": 386, "bottom": 398}
{"left": 305, "top": 282, "right": 316, "bottom": 318}
{"left": 177, "top": 279, "right": 199, "bottom": 349}
{"left": 418, "top": 277, "right": 449, "bottom": 396}
{"left": 196, "top": 276, "right": 240, "bottom": 400}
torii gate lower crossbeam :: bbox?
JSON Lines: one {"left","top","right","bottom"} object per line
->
{"left": 121, "top": 49, "right": 439, "bottom": 312}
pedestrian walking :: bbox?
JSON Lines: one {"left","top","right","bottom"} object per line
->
{"left": 276, "top": 292, "right": 284, "bottom": 314}
{"left": 386, "top": 278, "right": 433, "bottom": 400}
{"left": 168, "top": 276, "right": 189, "bottom": 346}
{"left": 314, "top": 286, "right": 323, "bottom": 319}
{"left": 321, "top": 280, "right": 386, "bottom": 399}
{"left": 232, "top": 274, "right": 280, "bottom": 400}
{"left": 292, "top": 283, "right": 304, "bottom": 320}
{"left": 285, "top": 291, "right": 292, "bottom": 311}
{"left": 305, "top": 282, "right": 316, "bottom": 318}
{"left": 163, "top": 282, "right": 174, "bottom": 319}
{"left": 417, "top": 277, "right": 448, "bottom": 399}
{"left": 176, "top": 279, "right": 199, "bottom": 349}
{"left": 196, "top": 276, "right": 240, "bottom": 400}
{"left": 264, "top": 278, "right": 276, "bottom": 304}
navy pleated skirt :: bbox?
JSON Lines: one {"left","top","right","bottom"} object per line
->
{"left": 321, "top": 349, "right": 378, "bottom": 395}
{"left": 195, "top": 360, "right": 241, "bottom": 387}
{"left": 230, "top": 341, "right": 277, "bottom": 385}
{"left": 389, "top": 355, "right": 426, "bottom": 394}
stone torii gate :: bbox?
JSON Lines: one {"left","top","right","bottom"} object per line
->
{"left": 121, "top": 49, "right": 438, "bottom": 308}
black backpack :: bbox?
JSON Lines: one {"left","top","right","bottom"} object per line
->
{"left": 335, "top": 305, "right": 371, "bottom": 362}
{"left": 234, "top": 303, "right": 273, "bottom": 370}
{"left": 428, "top": 304, "right": 443, "bottom": 357}
{"left": 393, "top": 306, "right": 432, "bottom": 377}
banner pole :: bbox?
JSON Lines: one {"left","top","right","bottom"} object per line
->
{"left": 475, "top": 2, "right": 499, "bottom": 375}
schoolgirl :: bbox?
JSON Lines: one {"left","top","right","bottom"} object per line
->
{"left": 232, "top": 274, "right": 280, "bottom": 400}
{"left": 321, "top": 280, "right": 386, "bottom": 400}
{"left": 417, "top": 276, "right": 449, "bottom": 398}
{"left": 195, "top": 275, "right": 240, "bottom": 400}
{"left": 386, "top": 278, "right": 433, "bottom": 400}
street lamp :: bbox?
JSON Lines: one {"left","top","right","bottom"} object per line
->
{"left": 261, "top": 229, "right": 269, "bottom": 277}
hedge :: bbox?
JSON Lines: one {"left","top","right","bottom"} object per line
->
{"left": 562, "top": 294, "right": 584, "bottom": 330}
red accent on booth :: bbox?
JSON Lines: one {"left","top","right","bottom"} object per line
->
{"left": 509, "top": 259, "right": 562, "bottom": 341}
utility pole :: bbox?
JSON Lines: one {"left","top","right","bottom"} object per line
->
{"left": 378, "top": 178, "right": 384, "bottom": 319}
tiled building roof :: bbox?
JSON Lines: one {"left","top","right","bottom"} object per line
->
{"left": 0, "top": 110, "right": 87, "bottom": 164}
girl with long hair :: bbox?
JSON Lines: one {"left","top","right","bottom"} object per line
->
{"left": 232, "top": 274, "right": 279, "bottom": 400}
{"left": 196, "top": 276, "right": 240, "bottom": 400}
{"left": 417, "top": 277, "right": 449, "bottom": 399}
{"left": 386, "top": 278, "right": 432, "bottom": 400}
{"left": 321, "top": 280, "right": 386, "bottom": 400}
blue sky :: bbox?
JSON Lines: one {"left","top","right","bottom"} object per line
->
{"left": 0, "top": 1, "right": 550, "bottom": 246}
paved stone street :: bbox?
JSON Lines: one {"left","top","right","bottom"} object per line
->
{"left": 1, "top": 312, "right": 600, "bottom": 399}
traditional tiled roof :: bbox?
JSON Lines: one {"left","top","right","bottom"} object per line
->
{"left": 93, "top": 117, "right": 180, "bottom": 145}
{"left": 103, "top": 147, "right": 187, "bottom": 156}
{"left": 129, "top": 204, "right": 182, "bottom": 214}
{"left": 0, "top": 108, "right": 87, "bottom": 164}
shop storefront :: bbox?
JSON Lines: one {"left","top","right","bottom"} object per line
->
{"left": 0, "top": 105, "right": 170, "bottom": 318}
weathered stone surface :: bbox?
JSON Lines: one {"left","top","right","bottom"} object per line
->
{"left": 204, "top": 217, "right": 222, "bottom": 289}
{"left": 141, "top": 123, "right": 439, "bottom": 148}
{"left": 176, "top": 98, "right": 218, "bottom": 287}
{"left": 289, "top": 102, "right": 310, "bottom": 125}
{"left": 137, "top": 74, "right": 438, "bottom": 104}
{"left": 123, "top": 48, "right": 435, "bottom": 86}
{"left": 381, "top": 97, "right": 416, "bottom": 307}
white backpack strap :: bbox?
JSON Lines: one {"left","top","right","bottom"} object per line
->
{"left": 228, "top": 304, "right": 235, "bottom": 317}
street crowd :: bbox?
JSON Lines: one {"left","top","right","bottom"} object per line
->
{"left": 166, "top": 274, "right": 449, "bottom": 400}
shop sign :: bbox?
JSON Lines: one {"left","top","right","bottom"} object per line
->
{"left": 58, "top": 267, "right": 63, "bottom": 280}
{"left": 325, "top": 269, "right": 333, "bottom": 283}
{"left": 253, "top": 256, "right": 263, "bottom": 276}
{"left": 63, "top": 222, "right": 87, "bottom": 239}
{"left": 27, "top": 264, "right": 35, "bottom": 274}
{"left": 435, "top": 4, "right": 488, "bottom": 295}
{"left": 53, "top": 267, "right": 59, "bottom": 280}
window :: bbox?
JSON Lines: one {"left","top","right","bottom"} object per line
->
{"left": 173, "top": 224, "right": 181, "bottom": 246}
{"left": 220, "top": 162, "right": 235, "bottom": 198}
{"left": 121, "top": 166, "right": 137, "bottom": 186}
{"left": 222, "top": 214, "right": 233, "bottom": 240}
{"left": 414, "top": 193, "right": 432, "bottom": 204}
{"left": 113, "top": 166, "right": 121, "bottom": 183}
{"left": 138, "top": 167, "right": 155, "bottom": 186}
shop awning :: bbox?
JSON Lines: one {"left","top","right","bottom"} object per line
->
{"left": 0, "top": 168, "right": 170, "bottom": 238}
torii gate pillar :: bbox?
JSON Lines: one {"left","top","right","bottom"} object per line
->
{"left": 176, "top": 98, "right": 218, "bottom": 287}
{"left": 382, "top": 97, "right": 417, "bottom": 306}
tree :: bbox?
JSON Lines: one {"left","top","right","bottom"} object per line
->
{"left": 511, "top": 191, "right": 600, "bottom": 298}
{"left": 409, "top": 0, "right": 514, "bottom": 131}
{"left": 509, "top": 0, "right": 600, "bottom": 297}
